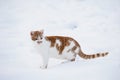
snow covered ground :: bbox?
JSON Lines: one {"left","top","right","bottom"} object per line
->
{"left": 0, "top": 0, "right": 120, "bottom": 80}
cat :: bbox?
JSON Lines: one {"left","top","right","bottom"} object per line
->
{"left": 30, "top": 29, "right": 108, "bottom": 69}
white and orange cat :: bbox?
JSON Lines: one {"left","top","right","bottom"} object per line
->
{"left": 30, "top": 29, "right": 108, "bottom": 69}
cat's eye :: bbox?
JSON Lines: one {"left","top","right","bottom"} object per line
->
{"left": 35, "top": 38, "right": 38, "bottom": 40}
{"left": 41, "top": 37, "right": 43, "bottom": 39}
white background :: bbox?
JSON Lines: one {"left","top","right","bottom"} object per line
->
{"left": 0, "top": 0, "right": 120, "bottom": 80}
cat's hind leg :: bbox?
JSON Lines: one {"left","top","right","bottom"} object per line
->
{"left": 68, "top": 52, "right": 76, "bottom": 62}
{"left": 70, "top": 58, "right": 75, "bottom": 61}
{"left": 61, "top": 55, "right": 76, "bottom": 64}
{"left": 61, "top": 58, "right": 76, "bottom": 64}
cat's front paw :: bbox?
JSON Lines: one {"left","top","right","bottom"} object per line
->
{"left": 40, "top": 65, "right": 47, "bottom": 69}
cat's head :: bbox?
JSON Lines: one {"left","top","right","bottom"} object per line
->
{"left": 30, "top": 30, "right": 44, "bottom": 44}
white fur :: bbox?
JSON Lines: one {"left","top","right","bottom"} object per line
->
{"left": 33, "top": 37, "right": 77, "bottom": 69}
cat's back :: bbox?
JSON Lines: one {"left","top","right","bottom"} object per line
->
{"left": 45, "top": 36, "right": 80, "bottom": 47}
{"left": 45, "top": 36, "right": 75, "bottom": 42}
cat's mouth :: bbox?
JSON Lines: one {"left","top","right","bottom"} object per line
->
{"left": 37, "top": 41, "right": 42, "bottom": 44}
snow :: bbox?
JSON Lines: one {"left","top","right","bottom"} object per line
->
{"left": 0, "top": 0, "right": 120, "bottom": 80}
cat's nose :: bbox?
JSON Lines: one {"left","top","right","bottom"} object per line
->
{"left": 37, "top": 41, "right": 42, "bottom": 44}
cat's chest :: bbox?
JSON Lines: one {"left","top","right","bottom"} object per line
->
{"left": 34, "top": 41, "right": 50, "bottom": 53}
{"left": 34, "top": 41, "right": 59, "bottom": 56}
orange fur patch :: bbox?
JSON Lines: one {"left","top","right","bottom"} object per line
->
{"left": 45, "top": 36, "right": 79, "bottom": 54}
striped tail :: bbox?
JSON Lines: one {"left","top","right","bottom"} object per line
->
{"left": 78, "top": 49, "right": 109, "bottom": 59}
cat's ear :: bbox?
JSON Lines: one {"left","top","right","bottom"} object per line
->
{"left": 40, "top": 29, "right": 44, "bottom": 34}
{"left": 30, "top": 31, "right": 34, "bottom": 35}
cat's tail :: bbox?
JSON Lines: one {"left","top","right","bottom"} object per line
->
{"left": 78, "top": 49, "right": 109, "bottom": 59}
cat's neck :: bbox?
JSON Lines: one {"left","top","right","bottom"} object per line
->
{"left": 42, "top": 36, "right": 50, "bottom": 44}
